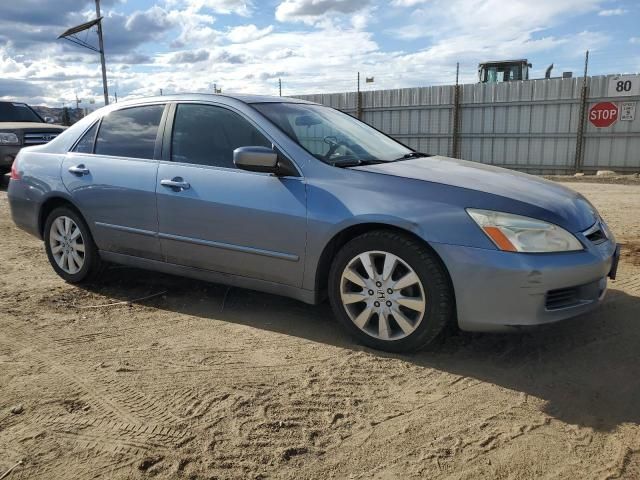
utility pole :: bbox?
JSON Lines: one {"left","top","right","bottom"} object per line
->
{"left": 279, "top": 78, "right": 282, "bottom": 97}
{"left": 95, "top": 0, "right": 109, "bottom": 105}
{"left": 160, "top": 88, "right": 163, "bottom": 96}
{"left": 574, "top": 50, "right": 590, "bottom": 173}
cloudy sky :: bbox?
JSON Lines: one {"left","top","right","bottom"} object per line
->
{"left": 0, "top": 0, "right": 638, "bottom": 107}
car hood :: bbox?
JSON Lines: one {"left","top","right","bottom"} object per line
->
{"left": 0, "top": 122, "right": 67, "bottom": 130}
{"left": 354, "top": 156, "right": 598, "bottom": 231}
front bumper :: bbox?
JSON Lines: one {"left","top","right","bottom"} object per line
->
{"left": 0, "top": 145, "right": 21, "bottom": 167}
{"left": 432, "top": 238, "right": 619, "bottom": 332}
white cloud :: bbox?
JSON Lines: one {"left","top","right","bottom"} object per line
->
{"left": 166, "top": 9, "right": 220, "bottom": 48}
{"left": 167, "top": 49, "right": 211, "bottom": 63}
{"left": 598, "top": 8, "right": 627, "bottom": 16}
{"left": 630, "top": 37, "right": 640, "bottom": 44}
{"left": 390, "top": 0, "right": 429, "bottom": 6}
{"left": 389, "top": 0, "right": 601, "bottom": 41}
{"left": 350, "top": 9, "right": 375, "bottom": 30}
{"left": 383, "top": 0, "right": 607, "bottom": 83}
{"left": 102, "top": 6, "right": 178, "bottom": 53}
{"left": 0, "top": 0, "right": 623, "bottom": 108}
{"left": 226, "top": 24, "right": 274, "bottom": 43}
{"left": 276, "top": 0, "right": 370, "bottom": 24}
{"left": 131, "top": 27, "right": 382, "bottom": 98}
{"left": 167, "top": 0, "right": 254, "bottom": 16}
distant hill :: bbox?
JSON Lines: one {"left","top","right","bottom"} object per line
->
{"left": 31, "top": 106, "right": 87, "bottom": 126}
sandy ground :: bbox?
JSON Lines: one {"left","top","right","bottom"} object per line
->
{"left": 1, "top": 182, "right": 639, "bottom": 480}
{"left": 544, "top": 174, "right": 640, "bottom": 186}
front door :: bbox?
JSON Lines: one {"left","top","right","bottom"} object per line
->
{"left": 156, "top": 103, "right": 307, "bottom": 287}
{"left": 61, "top": 104, "right": 166, "bottom": 260}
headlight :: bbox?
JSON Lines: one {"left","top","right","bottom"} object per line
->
{"left": 467, "top": 208, "right": 583, "bottom": 253}
{"left": 0, "top": 132, "right": 20, "bottom": 145}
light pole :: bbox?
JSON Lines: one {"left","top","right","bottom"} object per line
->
{"left": 95, "top": 0, "right": 109, "bottom": 105}
{"left": 58, "top": 0, "right": 109, "bottom": 106}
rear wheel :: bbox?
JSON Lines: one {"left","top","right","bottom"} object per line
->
{"left": 328, "top": 230, "right": 454, "bottom": 352}
{"left": 44, "top": 206, "right": 102, "bottom": 283}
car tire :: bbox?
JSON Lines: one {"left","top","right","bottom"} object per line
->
{"left": 43, "top": 206, "right": 103, "bottom": 284}
{"left": 328, "top": 230, "right": 454, "bottom": 352}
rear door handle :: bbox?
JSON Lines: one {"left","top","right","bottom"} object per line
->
{"left": 68, "top": 164, "right": 90, "bottom": 176}
{"left": 161, "top": 177, "right": 190, "bottom": 191}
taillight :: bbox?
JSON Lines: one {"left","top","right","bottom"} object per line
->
{"left": 10, "top": 159, "right": 21, "bottom": 180}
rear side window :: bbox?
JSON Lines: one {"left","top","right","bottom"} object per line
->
{"left": 171, "top": 104, "right": 271, "bottom": 168}
{"left": 72, "top": 122, "right": 99, "bottom": 153}
{"left": 95, "top": 105, "right": 164, "bottom": 160}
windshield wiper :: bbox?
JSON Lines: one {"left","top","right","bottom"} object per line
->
{"left": 393, "top": 151, "right": 431, "bottom": 161}
{"left": 331, "top": 158, "right": 385, "bottom": 168}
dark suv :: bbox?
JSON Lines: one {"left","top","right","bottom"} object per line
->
{"left": 0, "top": 101, "right": 66, "bottom": 172}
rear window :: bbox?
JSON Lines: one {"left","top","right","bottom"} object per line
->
{"left": 94, "top": 105, "right": 164, "bottom": 160}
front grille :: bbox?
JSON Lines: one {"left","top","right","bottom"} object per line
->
{"left": 545, "top": 287, "right": 581, "bottom": 310}
{"left": 23, "top": 131, "right": 60, "bottom": 145}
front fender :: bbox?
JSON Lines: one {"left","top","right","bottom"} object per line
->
{"left": 301, "top": 170, "right": 501, "bottom": 293}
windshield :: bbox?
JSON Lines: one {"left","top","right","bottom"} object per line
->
{"left": 0, "top": 102, "right": 43, "bottom": 123}
{"left": 482, "top": 64, "right": 522, "bottom": 83}
{"left": 252, "top": 102, "right": 413, "bottom": 164}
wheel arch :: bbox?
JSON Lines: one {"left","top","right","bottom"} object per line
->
{"left": 313, "top": 222, "right": 454, "bottom": 302}
{"left": 38, "top": 195, "right": 85, "bottom": 238}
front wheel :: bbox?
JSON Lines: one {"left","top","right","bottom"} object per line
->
{"left": 43, "top": 206, "right": 102, "bottom": 283}
{"left": 328, "top": 230, "right": 454, "bottom": 352}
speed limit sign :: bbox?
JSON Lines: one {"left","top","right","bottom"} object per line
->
{"left": 607, "top": 75, "right": 640, "bottom": 97}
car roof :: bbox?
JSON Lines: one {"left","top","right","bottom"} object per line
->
{"left": 111, "top": 93, "right": 317, "bottom": 108}
{"left": 0, "top": 100, "right": 30, "bottom": 106}
{"left": 221, "top": 93, "right": 315, "bottom": 104}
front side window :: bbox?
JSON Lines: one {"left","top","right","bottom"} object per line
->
{"left": 95, "top": 105, "right": 164, "bottom": 160}
{"left": 252, "top": 103, "right": 412, "bottom": 165}
{"left": 171, "top": 104, "right": 271, "bottom": 168}
{"left": 72, "top": 122, "right": 99, "bottom": 153}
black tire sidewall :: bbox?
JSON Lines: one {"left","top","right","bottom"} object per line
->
{"left": 43, "top": 206, "right": 99, "bottom": 283}
{"left": 328, "top": 231, "right": 454, "bottom": 352}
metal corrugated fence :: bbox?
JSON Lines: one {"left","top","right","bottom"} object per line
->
{"left": 294, "top": 74, "right": 640, "bottom": 174}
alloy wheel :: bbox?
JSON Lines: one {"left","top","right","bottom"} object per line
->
{"left": 49, "top": 216, "right": 85, "bottom": 274}
{"left": 340, "top": 250, "right": 426, "bottom": 341}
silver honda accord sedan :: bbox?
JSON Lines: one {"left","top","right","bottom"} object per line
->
{"left": 8, "top": 94, "right": 620, "bottom": 352}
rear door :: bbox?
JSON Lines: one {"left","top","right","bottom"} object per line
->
{"left": 155, "top": 102, "right": 307, "bottom": 287}
{"left": 61, "top": 104, "right": 166, "bottom": 260}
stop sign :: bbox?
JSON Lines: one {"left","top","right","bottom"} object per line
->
{"left": 589, "top": 102, "right": 618, "bottom": 128}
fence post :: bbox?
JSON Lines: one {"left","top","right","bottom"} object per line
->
{"left": 574, "top": 51, "right": 589, "bottom": 173}
{"left": 451, "top": 63, "right": 461, "bottom": 158}
{"left": 356, "top": 71, "right": 363, "bottom": 120}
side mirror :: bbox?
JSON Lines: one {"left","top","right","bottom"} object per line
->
{"left": 44, "top": 116, "right": 55, "bottom": 124}
{"left": 233, "top": 146, "right": 278, "bottom": 174}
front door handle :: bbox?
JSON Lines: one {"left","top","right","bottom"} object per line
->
{"left": 161, "top": 177, "right": 190, "bottom": 191}
{"left": 68, "top": 164, "right": 90, "bottom": 176}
